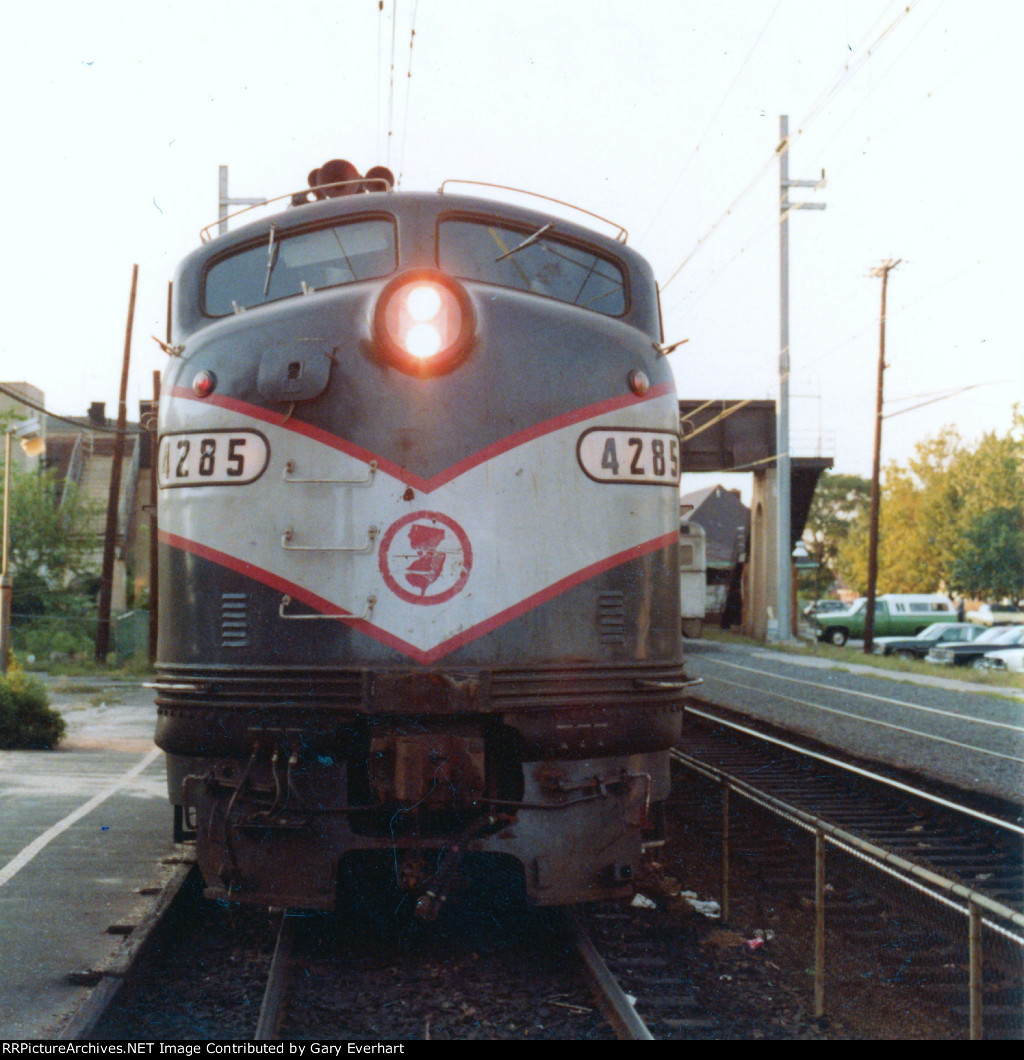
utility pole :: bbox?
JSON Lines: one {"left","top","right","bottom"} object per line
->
{"left": 863, "top": 259, "right": 901, "bottom": 654}
{"left": 218, "top": 166, "right": 267, "bottom": 237}
{"left": 776, "top": 115, "right": 826, "bottom": 642}
{"left": 95, "top": 266, "right": 138, "bottom": 662}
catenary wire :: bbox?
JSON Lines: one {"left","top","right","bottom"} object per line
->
{"left": 659, "top": 0, "right": 922, "bottom": 293}
{"left": 638, "top": 0, "right": 784, "bottom": 245}
{"left": 397, "top": 0, "right": 419, "bottom": 189}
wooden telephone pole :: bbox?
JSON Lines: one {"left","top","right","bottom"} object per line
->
{"left": 863, "top": 258, "right": 901, "bottom": 654}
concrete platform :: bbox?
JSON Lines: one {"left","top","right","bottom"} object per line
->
{"left": 0, "top": 675, "right": 177, "bottom": 1040}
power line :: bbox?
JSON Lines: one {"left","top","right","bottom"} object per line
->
{"left": 660, "top": 0, "right": 921, "bottom": 293}
{"left": 665, "top": 38, "right": 943, "bottom": 324}
{"left": 884, "top": 381, "right": 1004, "bottom": 420}
{"left": 0, "top": 383, "right": 143, "bottom": 436}
{"left": 638, "top": 0, "right": 783, "bottom": 245}
{"left": 397, "top": 0, "right": 419, "bottom": 188}
{"left": 385, "top": 0, "right": 399, "bottom": 167}
{"left": 376, "top": 0, "right": 385, "bottom": 162}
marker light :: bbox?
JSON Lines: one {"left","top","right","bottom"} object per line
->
{"left": 192, "top": 370, "right": 217, "bottom": 398}
{"left": 373, "top": 270, "right": 475, "bottom": 376}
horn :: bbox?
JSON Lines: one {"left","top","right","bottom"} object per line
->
{"left": 307, "top": 168, "right": 326, "bottom": 201}
{"left": 364, "top": 165, "right": 395, "bottom": 191}
{"left": 315, "top": 159, "right": 362, "bottom": 196}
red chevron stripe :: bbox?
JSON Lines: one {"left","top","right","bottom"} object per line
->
{"left": 166, "top": 384, "right": 674, "bottom": 493}
{"left": 159, "top": 528, "right": 677, "bottom": 664}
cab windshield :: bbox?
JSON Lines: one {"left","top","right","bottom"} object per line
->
{"left": 205, "top": 218, "right": 396, "bottom": 316}
{"left": 438, "top": 219, "right": 626, "bottom": 316}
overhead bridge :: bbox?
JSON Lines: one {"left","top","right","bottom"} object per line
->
{"left": 678, "top": 399, "right": 833, "bottom": 639}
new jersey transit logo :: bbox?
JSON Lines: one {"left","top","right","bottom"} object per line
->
{"left": 378, "top": 511, "right": 472, "bottom": 605}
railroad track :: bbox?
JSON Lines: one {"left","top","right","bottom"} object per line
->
{"left": 73, "top": 696, "right": 1024, "bottom": 1041}
{"left": 80, "top": 860, "right": 847, "bottom": 1041}
{"left": 85, "top": 876, "right": 643, "bottom": 1040}
{"left": 253, "top": 906, "right": 651, "bottom": 1040}
{"left": 669, "top": 700, "right": 1024, "bottom": 1039}
{"left": 680, "top": 700, "right": 1024, "bottom": 913}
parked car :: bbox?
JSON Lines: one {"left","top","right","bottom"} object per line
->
{"left": 802, "top": 599, "right": 848, "bottom": 618}
{"left": 925, "top": 624, "right": 1024, "bottom": 667}
{"left": 872, "top": 622, "right": 985, "bottom": 659}
{"left": 968, "top": 602, "right": 1024, "bottom": 626}
{"left": 814, "top": 593, "right": 957, "bottom": 647}
{"left": 981, "top": 647, "right": 1024, "bottom": 674}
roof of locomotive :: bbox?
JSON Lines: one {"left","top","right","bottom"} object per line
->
{"left": 192, "top": 188, "right": 651, "bottom": 270}
{"left": 173, "top": 188, "right": 662, "bottom": 342}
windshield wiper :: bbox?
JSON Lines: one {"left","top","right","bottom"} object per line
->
{"left": 262, "top": 224, "right": 279, "bottom": 296}
{"left": 494, "top": 223, "right": 553, "bottom": 262}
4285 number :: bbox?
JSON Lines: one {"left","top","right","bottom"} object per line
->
{"left": 157, "top": 430, "right": 269, "bottom": 488}
{"left": 577, "top": 428, "right": 680, "bottom": 485}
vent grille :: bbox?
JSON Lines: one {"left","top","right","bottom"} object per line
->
{"left": 221, "top": 593, "right": 248, "bottom": 648}
{"left": 597, "top": 591, "right": 626, "bottom": 644}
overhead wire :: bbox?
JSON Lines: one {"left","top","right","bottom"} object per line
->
{"left": 0, "top": 383, "right": 143, "bottom": 436}
{"left": 883, "top": 382, "right": 1006, "bottom": 420}
{"left": 809, "top": 0, "right": 948, "bottom": 170}
{"left": 396, "top": 0, "right": 420, "bottom": 189}
{"left": 385, "top": 0, "right": 399, "bottom": 167}
{"left": 678, "top": 0, "right": 949, "bottom": 317}
{"left": 659, "top": 0, "right": 922, "bottom": 294}
{"left": 376, "top": 0, "right": 384, "bottom": 163}
{"left": 638, "top": 0, "right": 784, "bottom": 246}
{"left": 794, "top": 259, "right": 984, "bottom": 380}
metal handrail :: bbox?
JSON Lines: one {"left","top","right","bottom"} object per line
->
{"left": 199, "top": 179, "right": 393, "bottom": 242}
{"left": 437, "top": 180, "right": 629, "bottom": 243}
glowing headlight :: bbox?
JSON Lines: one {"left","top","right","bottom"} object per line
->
{"left": 407, "top": 284, "right": 443, "bottom": 322}
{"left": 373, "top": 271, "right": 475, "bottom": 376}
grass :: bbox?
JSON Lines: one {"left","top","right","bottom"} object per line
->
{"left": 19, "top": 653, "right": 153, "bottom": 680}
{"left": 698, "top": 627, "right": 1024, "bottom": 692}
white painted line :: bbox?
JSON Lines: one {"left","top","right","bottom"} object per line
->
{"left": 0, "top": 748, "right": 162, "bottom": 889}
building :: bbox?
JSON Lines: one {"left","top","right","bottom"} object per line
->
{"left": 2, "top": 383, "right": 151, "bottom": 614}
{"left": 680, "top": 485, "right": 749, "bottom": 626}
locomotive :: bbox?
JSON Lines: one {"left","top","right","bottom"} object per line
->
{"left": 152, "top": 161, "right": 687, "bottom": 914}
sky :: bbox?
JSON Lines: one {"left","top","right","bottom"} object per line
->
{"left": 1, "top": 0, "right": 1020, "bottom": 496}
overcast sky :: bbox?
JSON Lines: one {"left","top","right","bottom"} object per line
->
{"left": 2, "top": 0, "right": 1019, "bottom": 492}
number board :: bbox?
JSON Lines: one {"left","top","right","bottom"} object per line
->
{"left": 158, "top": 430, "right": 270, "bottom": 488}
{"left": 577, "top": 428, "right": 680, "bottom": 486}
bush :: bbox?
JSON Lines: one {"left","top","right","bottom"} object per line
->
{"left": 12, "top": 615, "right": 95, "bottom": 662}
{"left": 0, "top": 669, "right": 66, "bottom": 749}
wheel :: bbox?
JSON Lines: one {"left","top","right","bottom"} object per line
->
{"left": 970, "top": 657, "right": 988, "bottom": 670}
{"left": 827, "top": 628, "right": 848, "bottom": 647}
{"left": 895, "top": 649, "right": 917, "bottom": 660}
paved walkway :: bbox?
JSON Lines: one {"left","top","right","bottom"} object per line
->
{"left": 0, "top": 676, "right": 175, "bottom": 1040}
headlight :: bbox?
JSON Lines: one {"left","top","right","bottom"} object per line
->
{"left": 372, "top": 270, "right": 475, "bottom": 376}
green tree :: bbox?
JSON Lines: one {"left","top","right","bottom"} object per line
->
{"left": 949, "top": 508, "right": 1024, "bottom": 602}
{"left": 835, "top": 414, "right": 1024, "bottom": 598}
{"left": 2, "top": 438, "right": 99, "bottom": 616}
{"left": 799, "top": 472, "right": 870, "bottom": 599}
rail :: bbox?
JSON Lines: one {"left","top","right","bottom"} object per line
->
{"left": 564, "top": 909, "right": 654, "bottom": 1040}
{"left": 671, "top": 726, "right": 1024, "bottom": 1039}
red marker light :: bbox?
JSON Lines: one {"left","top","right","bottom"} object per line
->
{"left": 192, "top": 370, "right": 217, "bottom": 398}
{"left": 374, "top": 271, "right": 474, "bottom": 376}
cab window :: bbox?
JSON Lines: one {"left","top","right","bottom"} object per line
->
{"left": 438, "top": 219, "right": 626, "bottom": 316}
{"left": 205, "top": 218, "right": 396, "bottom": 316}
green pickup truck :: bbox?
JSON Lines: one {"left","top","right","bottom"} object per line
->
{"left": 813, "top": 594, "right": 958, "bottom": 647}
